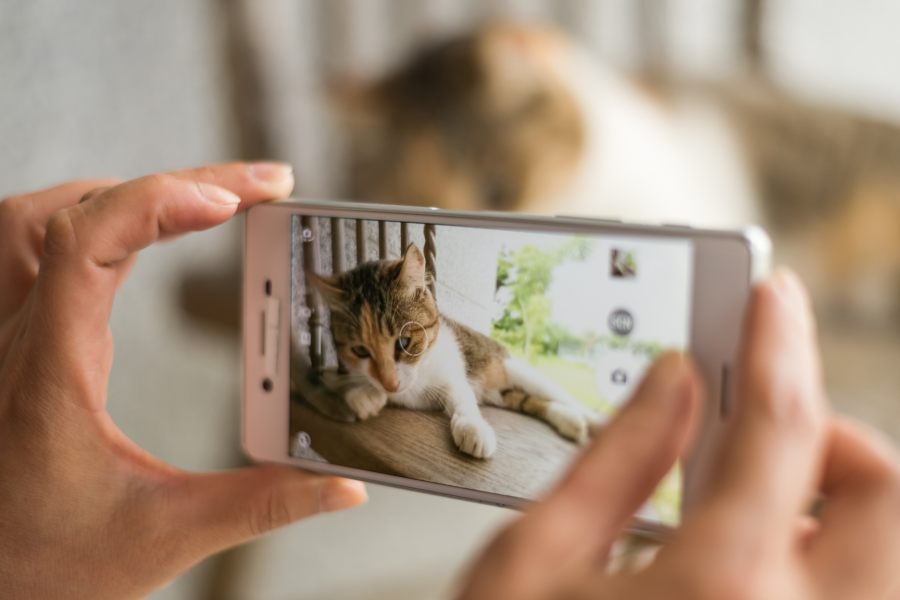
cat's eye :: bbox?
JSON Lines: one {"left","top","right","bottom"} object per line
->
{"left": 396, "top": 337, "right": 411, "bottom": 353}
{"left": 351, "top": 345, "right": 370, "bottom": 358}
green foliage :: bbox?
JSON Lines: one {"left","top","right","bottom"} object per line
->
{"left": 492, "top": 237, "right": 592, "bottom": 360}
{"left": 492, "top": 238, "right": 681, "bottom": 525}
{"left": 651, "top": 462, "right": 682, "bottom": 527}
{"left": 593, "top": 336, "right": 665, "bottom": 360}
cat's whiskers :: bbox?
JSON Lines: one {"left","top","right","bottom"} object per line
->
{"left": 419, "top": 385, "right": 448, "bottom": 413}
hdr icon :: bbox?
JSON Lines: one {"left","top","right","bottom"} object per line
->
{"left": 608, "top": 309, "right": 634, "bottom": 336}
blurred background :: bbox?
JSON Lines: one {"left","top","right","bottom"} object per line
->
{"left": 2, "top": 1, "right": 900, "bottom": 599}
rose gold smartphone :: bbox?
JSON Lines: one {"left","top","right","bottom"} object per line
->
{"left": 243, "top": 199, "right": 770, "bottom": 535}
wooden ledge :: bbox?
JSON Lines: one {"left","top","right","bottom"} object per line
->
{"left": 290, "top": 399, "right": 582, "bottom": 499}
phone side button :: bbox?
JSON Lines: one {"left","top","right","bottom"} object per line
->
{"left": 264, "top": 298, "right": 281, "bottom": 376}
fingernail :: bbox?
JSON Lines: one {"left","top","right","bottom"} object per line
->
{"left": 198, "top": 182, "right": 241, "bottom": 205}
{"left": 249, "top": 162, "right": 294, "bottom": 184}
{"left": 319, "top": 478, "right": 368, "bottom": 513}
{"left": 771, "top": 267, "right": 809, "bottom": 324}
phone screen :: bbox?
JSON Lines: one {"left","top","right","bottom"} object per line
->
{"left": 288, "top": 215, "right": 693, "bottom": 525}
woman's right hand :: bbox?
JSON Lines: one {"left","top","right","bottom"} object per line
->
{"left": 458, "top": 270, "right": 900, "bottom": 600}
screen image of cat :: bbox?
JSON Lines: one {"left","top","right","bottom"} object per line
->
{"left": 288, "top": 216, "right": 686, "bottom": 523}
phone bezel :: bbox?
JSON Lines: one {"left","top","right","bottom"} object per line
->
{"left": 243, "top": 198, "right": 771, "bottom": 530}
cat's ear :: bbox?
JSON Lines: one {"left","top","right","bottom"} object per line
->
{"left": 304, "top": 270, "right": 344, "bottom": 306}
{"left": 397, "top": 243, "right": 426, "bottom": 290}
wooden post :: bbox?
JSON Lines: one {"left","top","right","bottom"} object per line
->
{"left": 424, "top": 224, "right": 437, "bottom": 299}
{"left": 302, "top": 216, "right": 324, "bottom": 372}
{"left": 378, "top": 221, "right": 388, "bottom": 259}
{"left": 332, "top": 217, "right": 348, "bottom": 375}
{"left": 400, "top": 222, "right": 409, "bottom": 252}
{"left": 331, "top": 217, "right": 345, "bottom": 274}
{"left": 356, "top": 219, "right": 368, "bottom": 265}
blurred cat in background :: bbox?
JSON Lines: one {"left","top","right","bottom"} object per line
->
{"left": 336, "top": 23, "right": 900, "bottom": 325}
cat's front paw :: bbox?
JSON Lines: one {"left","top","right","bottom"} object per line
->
{"left": 547, "top": 404, "right": 602, "bottom": 444}
{"left": 450, "top": 414, "right": 497, "bottom": 459}
{"left": 346, "top": 386, "right": 388, "bottom": 420}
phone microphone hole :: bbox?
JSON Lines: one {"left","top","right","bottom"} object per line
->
{"left": 265, "top": 279, "right": 272, "bottom": 296}
{"left": 262, "top": 378, "right": 273, "bottom": 392}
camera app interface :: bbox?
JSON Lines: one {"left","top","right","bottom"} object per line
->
{"left": 288, "top": 216, "right": 693, "bottom": 525}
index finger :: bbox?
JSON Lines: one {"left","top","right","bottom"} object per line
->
{"left": 27, "top": 162, "right": 293, "bottom": 408}
{"left": 691, "top": 270, "right": 828, "bottom": 550}
{"left": 169, "top": 162, "right": 294, "bottom": 213}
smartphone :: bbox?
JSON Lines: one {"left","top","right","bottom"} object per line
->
{"left": 243, "top": 199, "right": 770, "bottom": 534}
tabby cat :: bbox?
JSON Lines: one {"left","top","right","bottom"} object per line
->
{"left": 338, "top": 23, "right": 900, "bottom": 323}
{"left": 306, "top": 243, "right": 601, "bottom": 459}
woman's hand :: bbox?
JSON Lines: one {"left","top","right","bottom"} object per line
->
{"left": 459, "top": 270, "right": 900, "bottom": 600}
{"left": 0, "top": 163, "right": 367, "bottom": 600}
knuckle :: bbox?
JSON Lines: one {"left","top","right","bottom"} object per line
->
{"left": 764, "top": 386, "right": 821, "bottom": 435}
{"left": 42, "top": 210, "right": 79, "bottom": 257}
{"left": 132, "top": 173, "right": 187, "bottom": 214}
{"left": 248, "top": 489, "right": 296, "bottom": 537}
{"left": 744, "top": 360, "right": 824, "bottom": 439}
{"left": 194, "top": 165, "right": 219, "bottom": 180}
{"left": 0, "top": 194, "right": 28, "bottom": 228}
{"left": 78, "top": 186, "right": 110, "bottom": 204}
{"left": 140, "top": 172, "right": 176, "bottom": 193}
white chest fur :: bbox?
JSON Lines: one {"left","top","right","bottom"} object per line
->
{"left": 387, "top": 320, "right": 470, "bottom": 410}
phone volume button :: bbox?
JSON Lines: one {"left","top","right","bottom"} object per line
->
{"left": 264, "top": 297, "right": 281, "bottom": 376}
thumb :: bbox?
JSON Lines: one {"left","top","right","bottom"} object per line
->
{"left": 171, "top": 465, "right": 367, "bottom": 554}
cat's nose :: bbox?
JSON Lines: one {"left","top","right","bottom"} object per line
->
{"left": 369, "top": 360, "right": 399, "bottom": 393}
